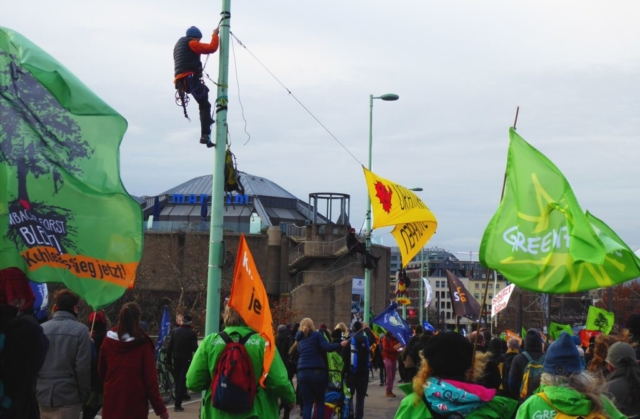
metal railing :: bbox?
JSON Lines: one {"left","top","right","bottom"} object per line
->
{"left": 288, "top": 237, "right": 348, "bottom": 265}
{"left": 291, "top": 262, "right": 362, "bottom": 290}
{"left": 286, "top": 224, "right": 307, "bottom": 239}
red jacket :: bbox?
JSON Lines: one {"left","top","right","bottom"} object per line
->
{"left": 99, "top": 331, "right": 167, "bottom": 419}
{"left": 382, "top": 335, "right": 400, "bottom": 362}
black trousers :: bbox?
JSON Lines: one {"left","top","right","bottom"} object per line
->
{"left": 173, "top": 358, "right": 191, "bottom": 408}
{"left": 349, "top": 373, "right": 370, "bottom": 419}
{"left": 177, "top": 75, "right": 213, "bottom": 136}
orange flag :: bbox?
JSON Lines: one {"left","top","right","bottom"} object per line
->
{"left": 227, "top": 235, "right": 274, "bottom": 388}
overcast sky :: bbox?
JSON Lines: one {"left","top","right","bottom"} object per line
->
{"left": 4, "top": 1, "right": 640, "bottom": 257}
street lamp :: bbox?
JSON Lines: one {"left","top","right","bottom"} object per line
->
{"left": 364, "top": 93, "right": 399, "bottom": 325}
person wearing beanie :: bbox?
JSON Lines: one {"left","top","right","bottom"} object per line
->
{"left": 515, "top": 332, "right": 625, "bottom": 419}
{"left": 395, "top": 332, "right": 517, "bottom": 418}
{"left": 625, "top": 312, "right": 640, "bottom": 361}
{"left": 167, "top": 313, "right": 197, "bottom": 412}
{"left": 500, "top": 338, "right": 520, "bottom": 399}
{"left": 605, "top": 341, "right": 640, "bottom": 417}
{"left": 508, "top": 328, "right": 544, "bottom": 403}
{"left": 173, "top": 25, "right": 220, "bottom": 147}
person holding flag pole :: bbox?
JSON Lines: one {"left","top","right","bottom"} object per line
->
{"left": 186, "top": 235, "right": 295, "bottom": 418}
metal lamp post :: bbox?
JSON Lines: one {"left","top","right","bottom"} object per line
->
{"left": 364, "top": 93, "right": 399, "bottom": 324}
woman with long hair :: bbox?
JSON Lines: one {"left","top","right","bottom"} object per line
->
{"left": 516, "top": 332, "right": 625, "bottom": 419}
{"left": 395, "top": 332, "right": 517, "bottom": 418}
{"left": 587, "top": 334, "right": 618, "bottom": 379}
{"left": 290, "top": 317, "right": 348, "bottom": 419}
{"left": 98, "top": 303, "right": 169, "bottom": 419}
{"left": 605, "top": 341, "right": 640, "bottom": 417}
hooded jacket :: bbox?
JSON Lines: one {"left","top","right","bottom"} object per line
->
{"left": 36, "top": 311, "right": 91, "bottom": 408}
{"left": 186, "top": 325, "right": 295, "bottom": 419}
{"left": 606, "top": 362, "right": 640, "bottom": 417}
{"left": 508, "top": 329, "right": 543, "bottom": 400}
{"left": 515, "top": 385, "right": 625, "bottom": 418}
{"left": 394, "top": 378, "right": 517, "bottom": 418}
{"left": 98, "top": 330, "right": 166, "bottom": 419}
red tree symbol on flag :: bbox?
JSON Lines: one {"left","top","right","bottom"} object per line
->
{"left": 374, "top": 181, "right": 393, "bottom": 213}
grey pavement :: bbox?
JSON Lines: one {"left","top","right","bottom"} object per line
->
{"left": 163, "top": 373, "right": 405, "bottom": 418}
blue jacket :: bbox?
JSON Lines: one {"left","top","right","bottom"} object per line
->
{"left": 295, "top": 331, "right": 340, "bottom": 371}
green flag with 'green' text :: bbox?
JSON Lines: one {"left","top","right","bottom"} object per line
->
{"left": 480, "top": 128, "right": 640, "bottom": 293}
{"left": 548, "top": 322, "right": 573, "bottom": 340}
{"left": 0, "top": 27, "right": 142, "bottom": 309}
{"left": 586, "top": 306, "right": 615, "bottom": 334}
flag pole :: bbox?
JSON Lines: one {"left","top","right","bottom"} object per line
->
{"left": 205, "top": 0, "right": 231, "bottom": 337}
{"left": 473, "top": 106, "right": 520, "bottom": 363}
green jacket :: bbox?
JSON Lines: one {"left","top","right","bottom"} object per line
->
{"left": 515, "top": 385, "right": 626, "bottom": 419}
{"left": 394, "top": 381, "right": 517, "bottom": 419}
{"left": 186, "top": 326, "right": 295, "bottom": 419}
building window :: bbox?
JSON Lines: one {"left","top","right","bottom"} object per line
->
{"left": 489, "top": 294, "right": 493, "bottom": 299}
{"left": 435, "top": 281, "right": 440, "bottom": 288}
{"left": 475, "top": 283, "right": 479, "bottom": 289}
{"left": 489, "top": 284, "right": 493, "bottom": 289}
{"left": 482, "top": 284, "right": 486, "bottom": 289}
{"left": 447, "top": 292, "right": 450, "bottom": 299}
{"left": 475, "top": 293, "right": 480, "bottom": 299}
{"left": 446, "top": 312, "right": 451, "bottom": 319}
{"left": 496, "top": 284, "right": 500, "bottom": 289}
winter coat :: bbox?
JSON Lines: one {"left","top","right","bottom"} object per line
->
{"left": 98, "top": 331, "right": 167, "bottom": 419}
{"left": 606, "top": 363, "right": 640, "bottom": 417}
{"left": 276, "top": 329, "right": 295, "bottom": 379}
{"left": 394, "top": 378, "right": 517, "bottom": 418}
{"left": 508, "top": 330, "right": 543, "bottom": 400}
{"left": 36, "top": 311, "right": 91, "bottom": 408}
{"left": 515, "top": 385, "right": 625, "bottom": 418}
{"left": 295, "top": 330, "right": 341, "bottom": 371}
{"left": 382, "top": 334, "right": 400, "bottom": 362}
{"left": 1, "top": 309, "right": 49, "bottom": 419}
{"left": 480, "top": 352, "right": 503, "bottom": 391}
{"left": 167, "top": 324, "right": 198, "bottom": 360}
{"left": 500, "top": 348, "right": 519, "bottom": 399}
{"left": 186, "top": 325, "right": 295, "bottom": 419}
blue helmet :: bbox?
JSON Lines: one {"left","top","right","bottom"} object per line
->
{"left": 186, "top": 26, "right": 202, "bottom": 38}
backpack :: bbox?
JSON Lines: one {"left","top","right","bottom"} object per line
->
{"left": 0, "top": 333, "right": 11, "bottom": 414}
{"left": 519, "top": 351, "right": 545, "bottom": 400}
{"left": 350, "top": 333, "right": 370, "bottom": 374}
{"left": 211, "top": 331, "right": 257, "bottom": 414}
{"left": 537, "top": 392, "right": 607, "bottom": 419}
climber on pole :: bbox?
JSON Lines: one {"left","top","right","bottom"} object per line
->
{"left": 173, "top": 25, "right": 219, "bottom": 148}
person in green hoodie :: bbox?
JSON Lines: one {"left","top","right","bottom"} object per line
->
{"left": 186, "top": 305, "right": 295, "bottom": 419}
{"left": 395, "top": 332, "right": 517, "bottom": 419}
{"left": 516, "top": 332, "right": 625, "bottom": 419}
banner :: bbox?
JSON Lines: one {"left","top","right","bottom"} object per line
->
{"left": 423, "top": 321, "right": 435, "bottom": 333}
{"left": 29, "top": 280, "right": 48, "bottom": 322}
{"left": 445, "top": 270, "right": 481, "bottom": 320}
{"left": 579, "top": 329, "right": 600, "bottom": 348}
{"left": 548, "top": 322, "right": 573, "bottom": 340}
{"left": 423, "top": 277, "right": 433, "bottom": 308}
{"left": 505, "top": 329, "right": 523, "bottom": 346}
{"left": 0, "top": 27, "right": 143, "bottom": 309}
{"left": 363, "top": 167, "right": 438, "bottom": 229}
{"left": 155, "top": 306, "right": 171, "bottom": 357}
{"left": 228, "top": 235, "right": 274, "bottom": 387}
{"left": 351, "top": 277, "right": 365, "bottom": 328}
{"left": 586, "top": 306, "right": 615, "bottom": 334}
{"left": 479, "top": 128, "right": 640, "bottom": 293}
{"left": 491, "top": 283, "right": 515, "bottom": 317}
{"left": 391, "top": 222, "right": 437, "bottom": 268}
{"left": 371, "top": 302, "right": 412, "bottom": 346}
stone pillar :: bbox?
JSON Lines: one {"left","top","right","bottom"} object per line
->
{"left": 266, "top": 226, "right": 282, "bottom": 295}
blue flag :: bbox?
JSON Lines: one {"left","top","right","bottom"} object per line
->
{"left": 29, "top": 281, "right": 48, "bottom": 322}
{"left": 371, "top": 302, "right": 412, "bottom": 346}
{"left": 155, "top": 306, "right": 171, "bottom": 356}
{"left": 423, "top": 321, "right": 435, "bottom": 333}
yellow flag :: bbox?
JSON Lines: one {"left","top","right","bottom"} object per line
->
{"left": 363, "top": 167, "right": 437, "bottom": 229}
{"left": 227, "top": 235, "right": 274, "bottom": 388}
{"left": 391, "top": 221, "right": 437, "bottom": 267}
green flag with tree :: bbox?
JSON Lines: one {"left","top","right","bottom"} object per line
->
{"left": 548, "top": 322, "right": 573, "bottom": 340}
{"left": 0, "top": 27, "right": 142, "bottom": 309}
{"left": 480, "top": 128, "right": 640, "bottom": 293}
{"left": 586, "top": 306, "right": 615, "bottom": 334}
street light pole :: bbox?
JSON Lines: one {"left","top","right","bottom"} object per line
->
{"left": 364, "top": 93, "right": 399, "bottom": 325}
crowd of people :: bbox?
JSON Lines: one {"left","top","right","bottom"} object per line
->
{"left": 3, "top": 266, "right": 640, "bottom": 419}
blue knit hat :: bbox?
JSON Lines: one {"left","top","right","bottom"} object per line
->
{"left": 544, "top": 332, "right": 582, "bottom": 375}
{"left": 186, "top": 26, "right": 202, "bottom": 38}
